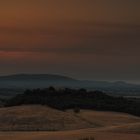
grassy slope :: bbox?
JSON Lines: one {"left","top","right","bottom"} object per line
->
{"left": 0, "top": 105, "right": 140, "bottom": 131}
{"left": 0, "top": 105, "right": 140, "bottom": 140}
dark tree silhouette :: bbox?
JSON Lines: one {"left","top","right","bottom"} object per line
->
{"left": 5, "top": 87, "right": 140, "bottom": 117}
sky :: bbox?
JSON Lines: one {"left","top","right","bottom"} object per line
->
{"left": 0, "top": 0, "right": 140, "bottom": 83}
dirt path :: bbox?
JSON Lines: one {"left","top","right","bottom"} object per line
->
{"left": 0, "top": 130, "right": 140, "bottom": 140}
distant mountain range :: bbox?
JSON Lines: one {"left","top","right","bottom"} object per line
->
{"left": 0, "top": 74, "right": 139, "bottom": 92}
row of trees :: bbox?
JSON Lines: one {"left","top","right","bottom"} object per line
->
{"left": 5, "top": 87, "right": 140, "bottom": 117}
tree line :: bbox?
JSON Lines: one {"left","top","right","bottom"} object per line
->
{"left": 5, "top": 87, "right": 140, "bottom": 117}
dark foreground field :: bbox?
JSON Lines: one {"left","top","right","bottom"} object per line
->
{"left": 0, "top": 131, "right": 140, "bottom": 140}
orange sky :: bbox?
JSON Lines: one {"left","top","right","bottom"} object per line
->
{"left": 0, "top": 0, "right": 140, "bottom": 82}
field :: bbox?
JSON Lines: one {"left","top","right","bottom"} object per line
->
{"left": 0, "top": 105, "right": 140, "bottom": 140}
{"left": 0, "top": 131, "right": 140, "bottom": 140}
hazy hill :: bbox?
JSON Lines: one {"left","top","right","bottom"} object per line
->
{"left": 0, "top": 74, "right": 78, "bottom": 88}
{"left": 0, "top": 74, "right": 139, "bottom": 91}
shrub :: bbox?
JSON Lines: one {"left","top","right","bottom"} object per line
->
{"left": 74, "top": 107, "right": 80, "bottom": 114}
{"left": 79, "top": 136, "right": 95, "bottom": 140}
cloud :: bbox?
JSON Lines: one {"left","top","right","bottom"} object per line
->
{"left": 0, "top": 22, "right": 140, "bottom": 56}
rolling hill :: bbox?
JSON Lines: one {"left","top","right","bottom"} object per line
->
{"left": 0, "top": 74, "right": 139, "bottom": 95}
{"left": 0, "top": 105, "right": 140, "bottom": 140}
{"left": 0, "top": 105, "right": 140, "bottom": 131}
